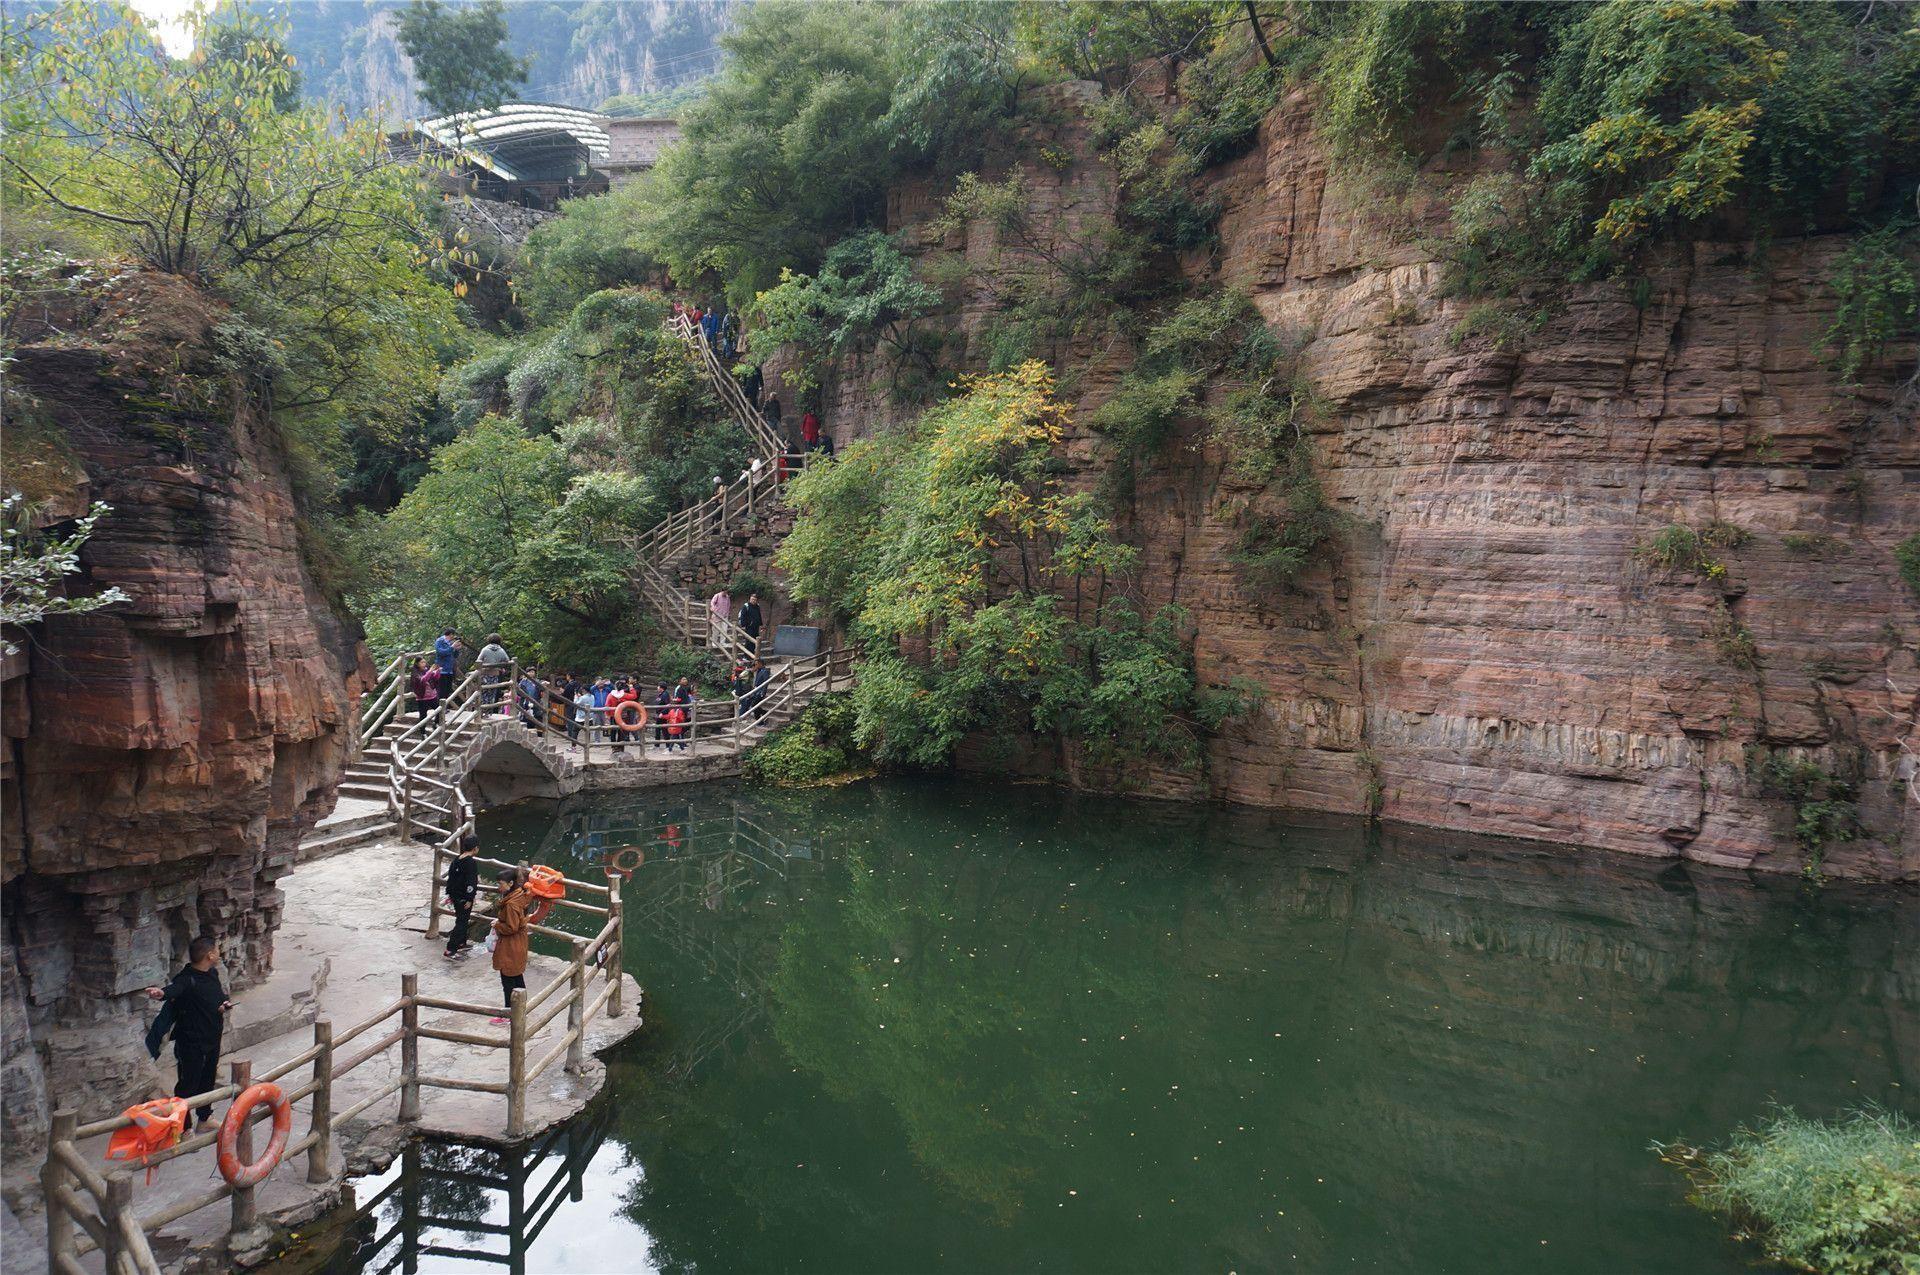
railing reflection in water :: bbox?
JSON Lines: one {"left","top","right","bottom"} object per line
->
{"left": 533, "top": 796, "right": 830, "bottom": 1080}
{"left": 323, "top": 1099, "right": 615, "bottom": 1275}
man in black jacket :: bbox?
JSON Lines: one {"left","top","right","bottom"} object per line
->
{"left": 738, "top": 592, "right": 764, "bottom": 655}
{"left": 144, "top": 935, "right": 229, "bottom": 1128}
{"left": 444, "top": 832, "right": 481, "bottom": 958}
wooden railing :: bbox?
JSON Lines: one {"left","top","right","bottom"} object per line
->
{"left": 464, "top": 652, "right": 854, "bottom": 769}
{"left": 357, "top": 648, "right": 433, "bottom": 750}
{"left": 40, "top": 884, "right": 625, "bottom": 1275}
{"left": 386, "top": 665, "right": 483, "bottom": 851}
{"left": 670, "top": 312, "right": 785, "bottom": 459}
{"left": 628, "top": 447, "right": 808, "bottom": 573}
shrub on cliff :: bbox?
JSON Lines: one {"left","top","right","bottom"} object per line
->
{"left": 779, "top": 364, "right": 1225, "bottom": 772}
{"left": 1301, "top": 0, "right": 1919, "bottom": 280}
{"left": 1660, "top": 1106, "right": 1920, "bottom": 1275}
{"left": 744, "top": 694, "right": 867, "bottom": 787}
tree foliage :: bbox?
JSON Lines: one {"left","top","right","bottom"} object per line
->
{"left": 394, "top": 0, "right": 529, "bottom": 118}
{"left": 346, "top": 414, "right": 652, "bottom": 667}
{"left": 1294, "top": 0, "right": 1919, "bottom": 276}
{"left": 751, "top": 231, "right": 941, "bottom": 397}
{"left": 1, "top": 1, "right": 464, "bottom": 506}
{"left": 0, "top": 496, "right": 130, "bottom": 655}
{"left": 780, "top": 364, "right": 1221, "bottom": 771}
{"left": 630, "top": 1, "right": 901, "bottom": 307}
{"left": 629, "top": 0, "right": 1034, "bottom": 308}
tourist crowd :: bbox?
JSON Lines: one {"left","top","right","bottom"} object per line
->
{"left": 405, "top": 630, "right": 780, "bottom": 755}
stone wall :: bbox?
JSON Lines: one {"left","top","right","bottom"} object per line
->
{"left": 811, "top": 84, "right": 1920, "bottom": 878}
{"left": 0, "top": 272, "right": 367, "bottom": 1154}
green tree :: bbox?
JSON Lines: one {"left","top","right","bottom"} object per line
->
{"left": 394, "top": 0, "right": 529, "bottom": 118}
{"left": 750, "top": 231, "right": 941, "bottom": 397}
{"left": 0, "top": 496, "right": 130, "bottom": 655}
{"left": 882, "top": 1, "right": 1028, "bottom": 170}
{"left": 631, "top": 0, "right": 902, "bottom": 307}
{"left": 780, "top": 364, "right": 1217, "bottom": 771}
{"left": 516, "top": 188, "right": 657, "bottom": 327}
{"left": 200, "top": 19, "right": 303, "bottom": 112}
{"left": 1, "top": 1, "right": 463, "bottom": 501}
{"left": 348, "top": 414, "right": 652, "bottom": 666}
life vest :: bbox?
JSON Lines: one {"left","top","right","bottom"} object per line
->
{"left": 525, "top": 864, "right": 565, "bottom": 924}
{"left": 106, "top": 1098, "right": 188, "bottom": 1183}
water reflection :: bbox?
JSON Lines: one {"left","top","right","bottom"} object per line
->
{"left": 523, "top": 792, "right": 834, "bottom": 1084}
{"left": 322, "top": 1100, "right": 622, "bottom": 1275}
{"left": 443, "top": 781, "right": 1920, "bottom": 1273}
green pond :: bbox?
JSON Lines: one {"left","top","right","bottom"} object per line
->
{"left": 326, "top": 778, "right": 1918, "bottom": 1274}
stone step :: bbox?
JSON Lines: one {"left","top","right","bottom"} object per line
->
{"left": 338, "top": 781, "right": 389, "bottom": 801}
{"left": 297, "top": 818, "right": 396, "bottom": 862}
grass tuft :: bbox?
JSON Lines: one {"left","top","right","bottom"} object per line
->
{"left": 1658, "top": 1106, "right": 1920, "bottom": 1275}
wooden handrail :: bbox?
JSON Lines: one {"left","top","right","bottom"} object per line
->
{"left": 43, "top": 905, "right": 626, "bottom": 1272}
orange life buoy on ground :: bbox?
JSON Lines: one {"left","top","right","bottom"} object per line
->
{"left": 216, "top": 1083, "right": 291, "bottom": 1188}
{"left": 614, "top": 701, "right": 647, "bottom": 730}
{"left": 525, "top": 864, "right": 565, "bottom": 923}
{"left": 107, "top": 1098, "right": 188, "bottom": 1181}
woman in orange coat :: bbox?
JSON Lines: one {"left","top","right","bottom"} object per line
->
{"left": 489, "top": 870, "right": 530, "bottom": 1025}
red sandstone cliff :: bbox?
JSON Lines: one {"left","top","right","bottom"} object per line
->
{"left": 784, "top": 84, "right": 1920, "bottom": 879}
{"left": 0, "top": 271, "right": 368, "bottom": 1154}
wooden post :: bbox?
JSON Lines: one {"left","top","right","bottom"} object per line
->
{"left": 565, "top": 940, "right": 587, "bottom": 1073}
{"left": 228, "top": 1059, "right": 256, "bottom": 1244}
{"left": 104, "top": 1171, "right": 133, "bottom": 1273}
{"left": 400, "top": 974, "right": 421, "bottom": 1122}
{"left": 425, "top": 846, "right": 442, "bottom": 938}
{"left": 608, "top": 896, "right": 624, "bottom": 1019}
{"left": 43, "top": 1109, "right": 76, "bottom": 1268}
{"left": 507, "top": 987, "right": 527, "bottom": 1138}
{"left": 308, "top": 1020, "right": 333, "bottom": 1182}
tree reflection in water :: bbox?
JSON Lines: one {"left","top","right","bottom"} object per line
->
{"left": 425, "top": 779, "right": 1920, "bottom": 1275}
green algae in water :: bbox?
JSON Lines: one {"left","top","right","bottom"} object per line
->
{"left": 329, "top": 778, "right": 1919, "bottom": 1274}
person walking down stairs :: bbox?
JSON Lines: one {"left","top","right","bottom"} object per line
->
{"left": 737, "top": 592, "right": 764, "bottom": 655}
{"left": 707, "top": 586, "right": 731, "bottom": 651}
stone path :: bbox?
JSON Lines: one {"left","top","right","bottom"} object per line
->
{"left": 43, "top": 834, "right": 642, "bottom": 1271}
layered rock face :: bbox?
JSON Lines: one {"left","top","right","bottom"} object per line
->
{"left": 0, "top": 273, "right": 366, "bottom": 1155}
{"left": 818, "top": 86, "right": 1919, "bottom": 878}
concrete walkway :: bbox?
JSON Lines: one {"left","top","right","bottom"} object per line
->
{"left": 51, "top": 834, "right": 643, "bottom": 1271}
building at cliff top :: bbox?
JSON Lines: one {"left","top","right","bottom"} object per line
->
{"left": 389, "top": 102, "right": 680, "bottom": 210}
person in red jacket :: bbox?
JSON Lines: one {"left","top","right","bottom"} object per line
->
{"left": 800, "top": 409, "right": 821, "bottom": 450}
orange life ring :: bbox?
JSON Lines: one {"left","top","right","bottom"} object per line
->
{"left": 614, "top": 701, "right": 647, "bottom": 730}
{"left": 216, "top": 1083, "right": 291, "bottom": 1188}
{"left": 107, "top": 1098, "right": 188, "bottom": 1179}
{"left": 611, "top": 846, "right": 643, "bottom": 875}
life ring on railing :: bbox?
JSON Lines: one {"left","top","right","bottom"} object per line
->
{"left": 614, "top": 701, "right": 647, "bottom": 731}
{"left": 106, "top": 1098, "right": 188, "bottom": 1181}
{"left": 604, "top": 845, "right": 643, "bottom": 878}
{"left": 525, "top": 864, "right": 566, "bottom": 923}
{"left": 216, "top": 1084, "right": 291, "bottom": 1188}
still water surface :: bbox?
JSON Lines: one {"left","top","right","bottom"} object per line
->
{"left": 327, "top": 778, "right": 1918, "bottom": 1273}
